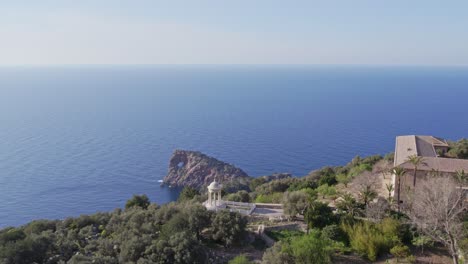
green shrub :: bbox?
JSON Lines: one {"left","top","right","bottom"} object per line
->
{"left": 225, "top": 190, "right": 251, "bottom": 202}
{"left": 348, "top": 163, "right": 373, "bottom": 178}
{"left": 316, "top": 184, "right": 337, "bottom": 198}
{"left": 390, "top": 244, "right": 411, "bottom": 262}
{"left": 249, "top": 178, "right": 267, "bottom": 192}
{"left": 406, "top": 255, "right": 416, "bottom": 263}
{"left": 161, "top": 213, "right": 190, "bottom": 238}
{"left": 178, "top": 186, "right": 200, "bottom": 202}
{"left": 0, "top": 231, "right": 54, "bottom": 264}
{"left": 287, "top": 179, "right": 317, "bottom": 191}
{"left": 125, "top": 194, "right": 150, "bottom": 210}
{"left": 322, "top": 224, "right": 347, "bottom": 242}
{"left": 282, "top": 190, "right": 310, "bottom": 218}
{"left": 255, "top": 178, "right": 297, "bottom": 195}
{"left": 265, "top": 229, "right": 304, "bottom": 242}
{"left": 23, "top": 220, "right": 57, "bottom": 235}
{"left": 360, "top": 155, "right": 383, "bottom": 165}
{"left": 446, "top": 139, "right": 468, "bottom": 159}
{"left": 0, "top": 195, "right": 217, "bottom": 263}
{"left": 211, "top": 211, "right": 247, "bottom": 247}
{"left": 145, "top": 231, "right": 207, "bottom": 264}
{"left": 336, "top": 173, "right": 351, "bottom": 187}
{"left": 384, "top": 152, "right": 395, "bottom": 162}
{"left": 261, "top": 242, "right": 294, "bottom": 264}
{"left": 228, "top": 255, "right": 254, "bottom": 264}
{"left": 254, "top": 192, "right": 283, "bottom": 203}
{"left": 411, "top": 235, "right": 433, "bottom": 254}
{"left": 301, "top": 188, "right": 318, "bottom": 199}
{"left": 318, "top": 173, "right": 337, "bottom": 186}
{"left": 304, "top": 201, "right": 335, "bottom": 230}
{"left": 284, "top": 230, "right": 332, "bottom": 264}
{"left": 0, "top": 228, "right": 26, "bottom": 243}
{"left": 341, "top": 218, "right": 402, "bottom": 261}
{"left": 306, "top": 167, "right": 336, "bottom": 184}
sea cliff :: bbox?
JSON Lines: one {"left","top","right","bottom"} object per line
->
{"left": 163, "top": 150, "right": 249, "bottom": 189}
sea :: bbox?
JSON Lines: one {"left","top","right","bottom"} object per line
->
{"left": 1, "top": 65, "right": 467, "bottom": 227}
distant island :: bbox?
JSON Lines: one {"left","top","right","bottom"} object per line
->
{"left": 1, "top": 136, "right": 467, "bottom": 264}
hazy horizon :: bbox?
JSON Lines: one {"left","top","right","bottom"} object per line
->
{"left": 1, "top": 1, "right": 467, "bottom": 65}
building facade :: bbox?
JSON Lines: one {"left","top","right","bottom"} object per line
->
{"left": 392, "top": 135, "right": 468, "bottom": 204}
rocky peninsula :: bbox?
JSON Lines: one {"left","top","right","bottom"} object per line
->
{"left": 163, "top": 150, "right": 250, "bottom": 189}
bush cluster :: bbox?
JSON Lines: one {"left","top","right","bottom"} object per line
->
{"left": 0, "top": 195, "right": 247, "bottom": 264}
{"left": 341, "top": 218, "right": 403, "bottom": 261}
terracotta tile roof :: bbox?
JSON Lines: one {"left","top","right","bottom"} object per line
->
{"left": 415, "top": 136, "right": 438, "bottom": 157}
{"left": 399, "top": 157, "right": 468, "bottom": 173}
{"left": 394, "top": 135, "right": 418, "bottom": 166}
{"left": 394, "top": 135, "right": 466, "bottom": 173}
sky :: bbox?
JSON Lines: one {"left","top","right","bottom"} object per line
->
{"left": 1, "top": 1, "right": 467, "bottom": 65}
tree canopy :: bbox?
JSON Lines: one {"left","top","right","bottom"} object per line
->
{"left": 125, "top": 194, "right": 151, "bottom": 210}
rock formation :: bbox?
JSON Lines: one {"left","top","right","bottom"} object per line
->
{"left": 163, "top": 150, "right": 249, "bottom": 189}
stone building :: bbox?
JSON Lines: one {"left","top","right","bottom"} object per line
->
{"left": 392, "top": 135, "right": 468, "bottom": 204}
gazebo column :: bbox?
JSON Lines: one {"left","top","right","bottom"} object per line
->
{"left": 206, "top": 180, "right": 223, "bottom": 210}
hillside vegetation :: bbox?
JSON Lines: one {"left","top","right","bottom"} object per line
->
{"left": 1, "top": 152, "right": 466, "bottom": 264}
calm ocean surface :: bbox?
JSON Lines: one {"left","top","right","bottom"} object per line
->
{"left": 1, "top": 65, "right": 467, "bottom": 227}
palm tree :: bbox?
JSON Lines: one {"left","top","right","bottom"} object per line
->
{"left": 393, "top": 166, "right": 406, "bottom": 213}
{"left": 455, "top": 170, "right": 467, "bottom": 189}
{"left": 385, "top": 183, "right": 394, "bottom": 202}
{"left": 407, "top": 155, "right": 425, "bottom": 187}
{"left": 429, "top": 169, "right": 441, "bottom": 178}
{"left": 359, "top": 185, "right": 377, "bottom": 207}
{"left": 336, "top": 193, "right": 359, "bottom": 217}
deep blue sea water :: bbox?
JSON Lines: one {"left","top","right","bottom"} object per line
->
{"left": 1, "top": 65, "right": 468, "bottom": 227}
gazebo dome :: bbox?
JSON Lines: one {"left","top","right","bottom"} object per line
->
{"left": 208, "top": 180, "right": 222, "bottom": 191}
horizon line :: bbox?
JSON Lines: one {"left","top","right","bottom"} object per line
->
{"left": 1, "top": 63, "right": 468, "bottom": 68}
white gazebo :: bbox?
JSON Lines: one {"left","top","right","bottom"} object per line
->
{"left": 205, "top": 179, "right": 226, "bottom": 210}
{"left": 203, "top": 178, "right": 259, "bottom": 215}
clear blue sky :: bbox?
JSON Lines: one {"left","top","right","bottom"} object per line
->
{"left": 1, "top": 0, "right": 467, "bottom": 65}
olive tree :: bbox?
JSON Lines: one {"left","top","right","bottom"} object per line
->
{"left": 125, "top": 194, "right": 150, "bottom": 210}
{"left": 178, "top": 187, "right": 200, "bottom": 202}
{"left": 211, "top": 211, "right": 247, "bottom": 247}
{"left": 145, "top": 231, "right": 207, "bottom": 264}
{"left": 409, "top": 176, "right": 467, "bottom": 264}
{"left": 304, "top": 201, "right": 335, "bottom": 231}
{"left": 282, "top": 190, "right": 311, "bottom": 219}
